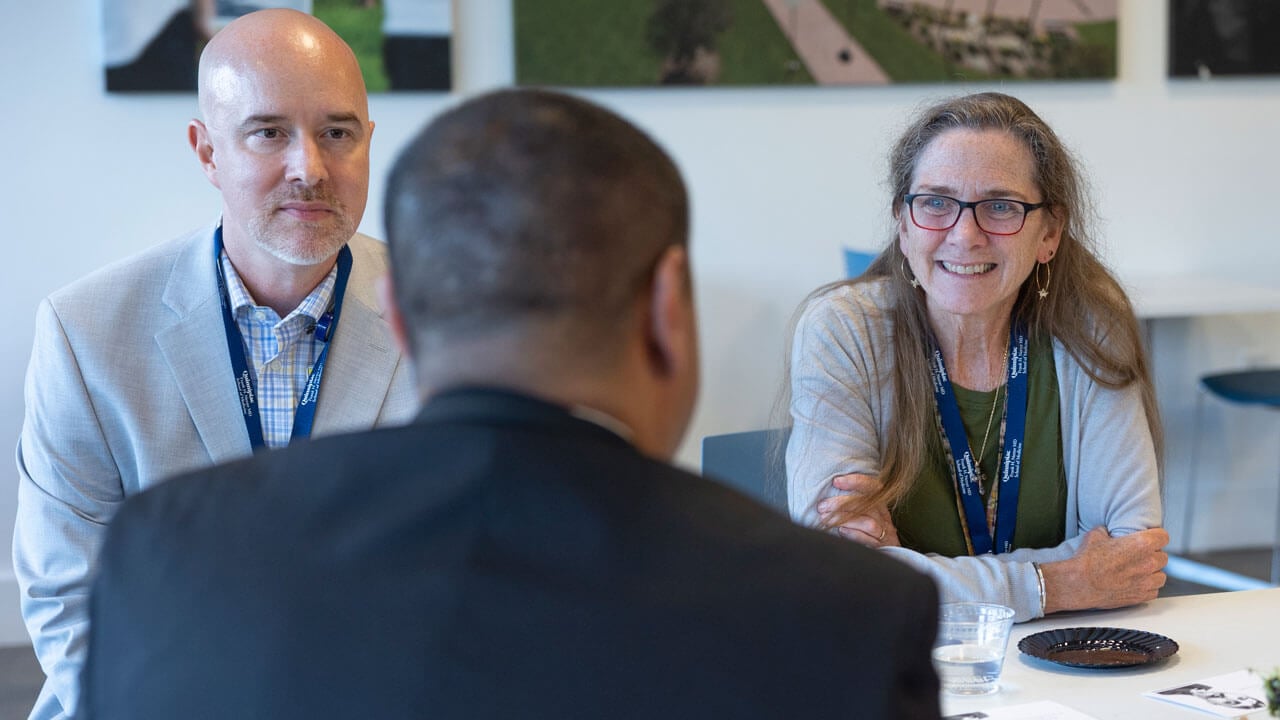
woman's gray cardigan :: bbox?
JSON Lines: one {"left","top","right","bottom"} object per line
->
{"left": 787, "top": 280, "right": 1162, "bottom": 622}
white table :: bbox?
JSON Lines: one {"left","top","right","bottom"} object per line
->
{"left": 942, "top": 588, "right": 1280, "bottom": 719}
{"left": 1124, "top": 276, "right": 1280, "bottom": 320}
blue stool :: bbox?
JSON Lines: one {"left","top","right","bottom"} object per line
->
{"left": 1184, "top": 368, "right": 1280, "bottom": 586}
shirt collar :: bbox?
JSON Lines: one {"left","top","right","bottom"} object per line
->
{"left": 568, "top": 405, "right": 635, "bottom": 443}
{"left": 219, "top": 250, "right": 339, "bottom": 325}
{"left": 416, "top": 387, "right": 637, "bottom": 446}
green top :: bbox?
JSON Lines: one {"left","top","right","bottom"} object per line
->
{"left": 892, "top": 335, "right": 1067, "bottom": 556}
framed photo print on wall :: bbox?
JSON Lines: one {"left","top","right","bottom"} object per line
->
{"left": 101, "top": 0, "right": 453, "bottom": 92}
{"left": 1169, "top": 0, "right": 1280, "bottom": 78}
{"left": 515, "top": 0, "right": 1118, "bottom": 88}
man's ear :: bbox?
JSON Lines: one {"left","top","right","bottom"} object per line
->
{"left": 645, "top": 245, "right": 695, "bottom": 379}
{"left": 376, "top": 272, "right": 412, "bottom": 358}
{"left": 189, "top": 119, "right": 221, "bottom": 189}
{"left": 642, "top": 244, "right": 699, "bottom": 459}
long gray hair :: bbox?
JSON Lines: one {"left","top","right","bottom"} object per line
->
{"left": 793, "top": 92, "right": 1161, "bottom": 518}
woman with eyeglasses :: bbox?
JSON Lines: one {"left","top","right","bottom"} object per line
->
{"left": 785, "top": 92, "right": 1169, "bottom": 622}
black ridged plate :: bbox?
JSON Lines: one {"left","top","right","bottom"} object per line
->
{"left": 1018, "top": 626, "right": 1179, "bottom": 668}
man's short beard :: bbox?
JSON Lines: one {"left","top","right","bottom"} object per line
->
{"left": 251, "top": 222, "right": 352, "bottom": 265}
{"left": 249, "top": 193, "right": 355, "bottom": 266}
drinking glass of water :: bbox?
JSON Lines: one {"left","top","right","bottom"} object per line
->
{"left": 932, "top": 602, "right": 1016, "bottom": 696}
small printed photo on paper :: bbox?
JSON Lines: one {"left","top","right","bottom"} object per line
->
{"left": 1146, "top": 670, "right": 1268, "bottom": 718}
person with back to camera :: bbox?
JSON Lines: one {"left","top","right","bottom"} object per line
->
{"left": 786, "top": 92, "right": 1169, "bottom": 622}
{"left": 14, "top": 10, "right": 416, "bottom": 719}
{"left": 77, "top": 88, "right": 943, "bottom": 719}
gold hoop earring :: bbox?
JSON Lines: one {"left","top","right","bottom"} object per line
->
{"left": 901, "top": 258, "right": 920, "bottom": 289}
{"left": 1035, "top": 261, "right": 1051, "bottom": 300}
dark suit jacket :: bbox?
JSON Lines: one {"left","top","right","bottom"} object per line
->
{"left": 80, "top": 388, "right": 941, "bottom": 719}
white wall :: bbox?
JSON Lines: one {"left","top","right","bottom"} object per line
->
{"left": 2, "top": 1, "right": 1278, "bottom": 645}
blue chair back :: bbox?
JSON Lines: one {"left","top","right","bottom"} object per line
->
{"left": 1201, "top": 368, "right": 1280, "bottom": 407}
{"left": 844, "top": 248, "right": 876, "bottom": 279}
{"left": 700, "top": 428, "right": 791, "bottom": 511}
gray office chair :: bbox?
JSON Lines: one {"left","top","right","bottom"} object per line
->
{"left": 700, "top": 428, "right": 790, "bottom": 512}
{"left": 701, "top": 253, "right": 863, "bottom": 512}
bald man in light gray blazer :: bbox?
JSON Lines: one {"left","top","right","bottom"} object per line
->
{"left": 15, "top": 226, "right": 416, "bottom": 718}
{"left": 13, "top": 10, "right": 416, "bottom": 720}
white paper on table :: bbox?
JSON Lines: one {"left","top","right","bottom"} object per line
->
{"left": 943, "top": 700, "right": 1100, "bottom": 720}
{"left": 1144, "top": 669, "right": 1269, "bottom": 717}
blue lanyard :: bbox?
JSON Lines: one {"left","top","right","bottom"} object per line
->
{"left": 213, "top": 227, "right": 353, "bottom": 450}
{"left": 928, "top": 324, "right": 1029, "bottom": 555}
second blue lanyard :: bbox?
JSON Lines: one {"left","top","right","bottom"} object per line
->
{"left": 929, "top": 324, "right": 1029, "bottom": 555}
{"left": 213, "top": 226, "right": 353, "bottom": 450}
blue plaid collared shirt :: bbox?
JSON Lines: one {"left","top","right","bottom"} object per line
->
{"left": 220, "top": 252, "right": 339, "bottom": 449}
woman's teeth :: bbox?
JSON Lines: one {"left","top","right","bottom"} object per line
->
{"left": 940, "top": 261, "right": 995, "bottom": 275}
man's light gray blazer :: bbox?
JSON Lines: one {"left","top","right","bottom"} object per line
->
{"left": 13, "top": 225, "right": 418, "bottom": 720}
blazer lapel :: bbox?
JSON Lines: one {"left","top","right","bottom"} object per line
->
{"left": 154, "top": 230, "right": 405, "bottom": 453}
{"left": 312, "top": 274, "right": 403, "bottom": 436}
{"left": 155, "top": 226, "right": 253, "bottom": 463}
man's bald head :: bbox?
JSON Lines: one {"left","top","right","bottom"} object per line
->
{"left": 197, "top": 9, "right": 368, "bottom": 127}
{"left": 187, "top": 8, "right": 374, "bottom": 294}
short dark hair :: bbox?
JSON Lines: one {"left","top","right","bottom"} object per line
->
{"left": 384, "top": 88, "right": 688, "bottom": 363}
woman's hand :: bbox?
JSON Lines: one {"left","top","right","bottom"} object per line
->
{"left": 816, "top": 473, "right": 899, "bottom": 548}
{"left": 1041, "top": 527, "right": 1169, "bottom": 614}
